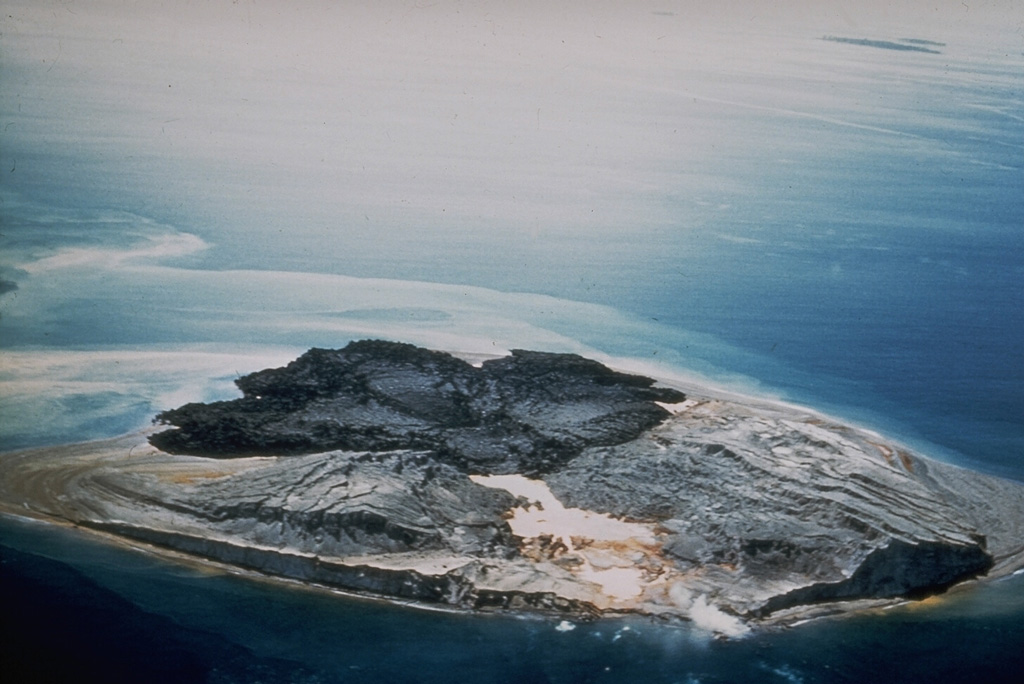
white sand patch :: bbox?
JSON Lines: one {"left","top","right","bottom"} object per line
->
{"left": 577, "top": 566, "right": 647, "bottom": 600}
{"left": 656, "top": 400, "right": 699, "bottom": 414}
{"left": 469, "top": 475, "right": 656, "bottom": 549}
{"left": 470, "top": 474, "right": 657, "bottom": 601}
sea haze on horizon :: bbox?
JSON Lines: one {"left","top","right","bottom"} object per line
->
{"left": 1, "top": 0, "right": 1023, "bottom": 481}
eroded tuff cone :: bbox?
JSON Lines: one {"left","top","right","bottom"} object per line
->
{"left": 5, "top": 341, "right": 1024, "bottom": 634}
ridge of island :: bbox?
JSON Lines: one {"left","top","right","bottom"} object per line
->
{"left": 3, "top": 340, "right": 1023, "bottom": 637}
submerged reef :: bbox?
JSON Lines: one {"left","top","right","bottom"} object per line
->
{"left": 4, "top": 341, "right": 1024, "bottom": 636}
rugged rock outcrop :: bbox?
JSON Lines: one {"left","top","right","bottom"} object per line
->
{"left": 149, "top": 340, "right": 686, "bottom": 476}
{"left": 543, "top": 398, "right": 1008, "bottom": 618}
{"left": 4, "top": 341, "right": 1024, "bottom": 634}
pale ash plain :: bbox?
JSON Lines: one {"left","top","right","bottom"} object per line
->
{"left": 2, "top": 359, "right": 1023, "bottom": 638}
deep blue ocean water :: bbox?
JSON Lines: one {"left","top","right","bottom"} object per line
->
{"left": 4, "top": 514, "right": 1024, "bottom": 684}
{"left": 1, "top": 3, "right": 1022, "bottom": 682}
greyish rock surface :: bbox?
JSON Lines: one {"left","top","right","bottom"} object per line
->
{"left": 149, "top": 340, "right": 687, "bottom": 476}
{"left": 2, "top": 341, "right": 1024, "bottom": 635}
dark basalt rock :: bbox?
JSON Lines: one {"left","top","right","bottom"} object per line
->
{"left": 754, "top": 540, "right": 993, "bottom": 616}
{"left": 150, "top": 340, "right": 686, "bottom": 476}
{"left": 7, "top": 344, "right": 1024, "bottom": 631}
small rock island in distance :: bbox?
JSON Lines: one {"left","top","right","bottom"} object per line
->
{"left": 3, "top": 340, "right": 1023, "bottom": 637}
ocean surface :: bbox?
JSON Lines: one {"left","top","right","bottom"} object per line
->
{"left": 1, "top": 2, "right": 1022, "bottom": 682}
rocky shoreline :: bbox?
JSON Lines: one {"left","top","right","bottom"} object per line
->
{"left": 3, "top": 341, "right": 1023, "bottom": 636}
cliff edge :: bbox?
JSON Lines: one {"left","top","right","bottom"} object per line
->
{"left": 3, "top": 341, "right": 1023, "bottom": 636}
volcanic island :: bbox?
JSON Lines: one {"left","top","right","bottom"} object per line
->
{"left": 2, "top": 340, "right": 1023, "bottom": 636}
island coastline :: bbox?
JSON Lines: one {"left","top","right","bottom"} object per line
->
{"left": 3, "top": 342, "right": 1024, "bottom": 638}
